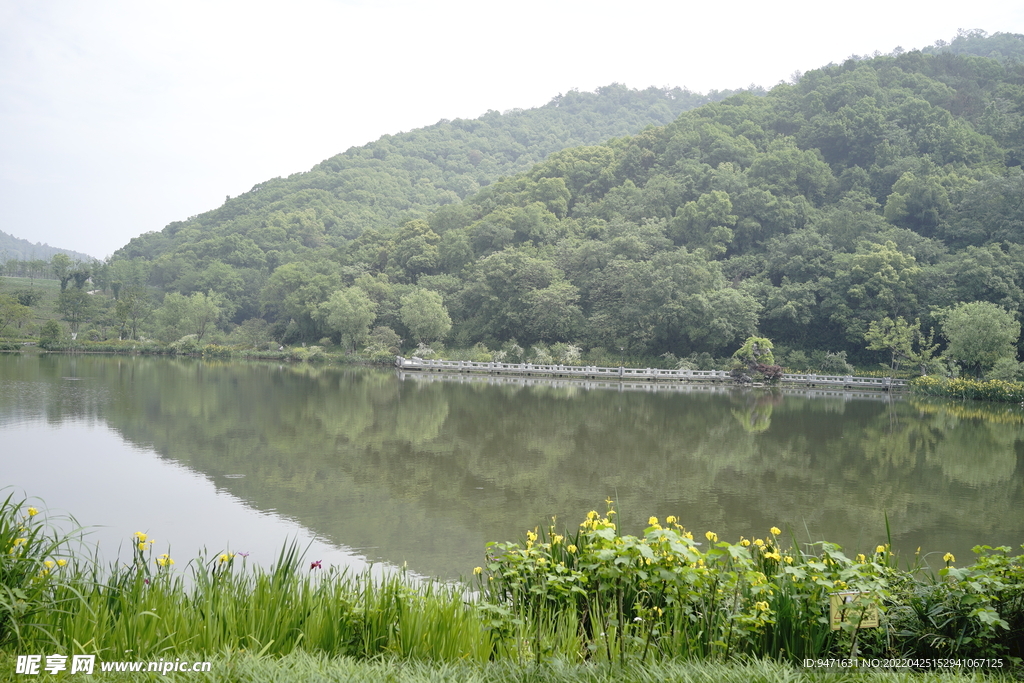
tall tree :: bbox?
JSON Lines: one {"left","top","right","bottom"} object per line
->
{"left": 400, "top": 289, "right": 452, "bottom": 344}
{"left": 321, "top": 287, "right": 377, "bottom": 350}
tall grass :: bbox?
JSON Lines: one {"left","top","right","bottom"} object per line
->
{"left": 1, "top": 496, "right": 490, "bottom": 661}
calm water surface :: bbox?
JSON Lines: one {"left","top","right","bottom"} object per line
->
{"left": 2, "top": 353, "right": 1022, "bottom": 579}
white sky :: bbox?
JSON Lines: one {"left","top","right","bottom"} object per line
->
{"left": 1, "top": 0, "right": 1023, "bottom": 260}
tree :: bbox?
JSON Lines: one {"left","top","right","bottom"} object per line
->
{"left": 883, "top": 171, "right": 951, "bottom": 236}
{"left": 908, "top": 326, "right": 942, "bottom": 376}
{"left": 730, "top": 336, "right": 783, "bottom": 384}
{"left": 938, "top": 301, "right": 1020, "bottom": 377}
{"left": 184, "top": 291, "right": 223, "bottom": 343}
{"left": 115, "top": 287, "right": 151, "bottom": 340}
{"left": 865, "top": 316, "right": 943, "bottom": 378}
{"left": 70, "top": 265, "right": 91, "bottom": 290}
{"left": 0, "top": 294, "right": 31, "bottom": 337}
{"left": 56, "top": 288, "right": 93, "bottom": 336}
{"left": 235, "top": 317, "right": 270, "bottom": 350}
{"left": 400, "top": 289, "right": 452, "bottom": 344}
{"left": 38, "top": 319, "right": 68, "bottom": 350}
{"left": 822, "top": 241, "right": 920, "bottom": 344}
{"left": 865, "top": 316, "right": 916, "bottom": 378}
{"left": 260, "top": 259, "right": 341, "bottom": 341}
{"left": 50, "top": 254, "right": 73, "bottom": 291}
{"left": 668, "top": 190, "right": 737, "bottom": 255}
{"left": 155, "top": 292, "right": 191, "bottom": 342}
{"left": 321, "top": 287, "right": 377, "bottom": 350}
{"left": 521, "top": 281, "right": 584, "bottom": 343}
{"left": 387, "top": 220, "right": 441, "bottom": 281}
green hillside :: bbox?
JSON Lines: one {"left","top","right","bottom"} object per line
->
{"left": 110, "top": 84, "right": 746, "bottom": 318}
{"left": 91, "top": 35, "right": 1024, "bottom": 373}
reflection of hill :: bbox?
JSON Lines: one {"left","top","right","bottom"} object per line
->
{"left": 3, "top": 355, "right": 1023, "bottom": 578}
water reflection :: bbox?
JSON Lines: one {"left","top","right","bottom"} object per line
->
{"left": 1, "top": 353, "right": 1022, "bottom": 579}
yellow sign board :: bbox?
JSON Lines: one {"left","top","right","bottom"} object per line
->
{"left": 829, "top": 591, "right": 879, "bottom": 630}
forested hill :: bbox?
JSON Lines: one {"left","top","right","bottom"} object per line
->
{"left": 106, "top": 36, "right": 1024, "bottom": 366}
{"left": 113, "top": 84, "right": 741, "bottom": 268}
{"left": 0, "top": 230, "right": 96, "bottom": 265}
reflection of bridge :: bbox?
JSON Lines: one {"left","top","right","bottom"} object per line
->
{"left": 396, "top": 370, "right": 900, "bottom": 402}
{"left": 394, "top": 357, "right": 907, "bottom": 391}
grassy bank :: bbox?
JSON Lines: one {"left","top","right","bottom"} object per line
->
{"left": 2, "top": 496, "right": 1022, "bottom": 676}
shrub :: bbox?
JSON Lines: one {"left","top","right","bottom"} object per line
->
{"left": 911, "top": 375, "right": 1024, "bottom": 403}
{"left": 367, "top": 349, "right": 397, "bottom": 365}
{"left": 289, "top": 345, "right": 326, "bottom": 362}
{"left": 37, "top": 320, "right": 69, "bottom": 350}
{"left": 169, "top": 335, "right": 202, "bottom": 355}
{"left": 814, "top": 350, "right": 854, "bottom": 374}
{"left": 202, "top": 343, "right": 232, "bottom": 359}
{"left": 480, "top": 506, "right": 1024, "bottom": 665}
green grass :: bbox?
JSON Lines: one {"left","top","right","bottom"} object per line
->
{"left": 0, "top": 651, "right": 1020, "bottom": 683}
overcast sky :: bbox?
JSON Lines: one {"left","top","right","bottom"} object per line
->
{"left": 2, "top": 0, "right": 1023, "bottom": 260}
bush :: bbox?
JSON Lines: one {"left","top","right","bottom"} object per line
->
{"left": 289, "top": 345, "right": 326, "bottom": 362}
{"left": 37, "top": 320, "right": 69, "bottom": 350}
{"left": 169, "top": 335, "right": 202, "bottom": 355}
{"left": 202, "top": 343, "right": 232, "bottom": 359}
{"left": 813, "top": 350, "right": 854, "bottom": 374}
{"left": 368, "top": 349, "right": 397, "bottom": 365}
{"left": 78, "top": 340, "right": 169, "bottom": 354}
{"left": 781, "top": 349, "right": 811, "bottom": 372}
{"left": 988, "top": 357, "right": 1024, "bottom": 382}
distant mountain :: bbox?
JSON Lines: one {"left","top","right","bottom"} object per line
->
{"left": 0, "top": 230, "right": 97, "bottom": 264}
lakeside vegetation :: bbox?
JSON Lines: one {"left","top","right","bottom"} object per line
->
{"left": 1, "top": 495, "right": 1021, "bottom": 676}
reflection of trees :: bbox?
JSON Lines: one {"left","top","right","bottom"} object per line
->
{"left": 927, "top": 420, "right": 1017, "bottom": 486}
{"left": 0, "top": 354, "right": 110, "bottom": 426}
{"left": 730, "top": 391, "right": 781, "bottom": 433}
{"left": 3, "top": 355, "right": 1023, "bottom": 579}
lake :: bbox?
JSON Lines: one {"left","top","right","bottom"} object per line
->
{"left": 2, "top": 353, "right": 1022, "bottom": 579}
